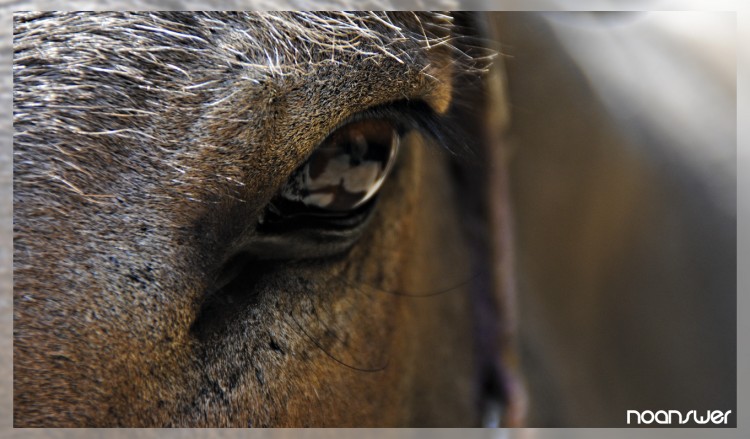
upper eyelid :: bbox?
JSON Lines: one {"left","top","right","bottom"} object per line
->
{"left": 319, "top": 100, "right": 442, "bottom": 144}
{"left": 351, "top": 100, "right": 457, "bottom": 155}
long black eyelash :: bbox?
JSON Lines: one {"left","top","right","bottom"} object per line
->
{"left": 337, "top": 100, "right": 475, "bottom": 160}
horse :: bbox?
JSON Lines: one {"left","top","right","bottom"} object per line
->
{"left": 12, "top": 10, "right": 736, "bottom": 428}
{"left": 13, "top": 11, "right": 524, "bottom": 427}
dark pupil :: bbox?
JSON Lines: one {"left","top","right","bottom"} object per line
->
{"left": 278, "top": 119, "right": 399, "bottom": 213}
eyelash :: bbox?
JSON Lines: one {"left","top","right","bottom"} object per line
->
{"left": 332, "top": 100, "right": 460, "bottom": 156}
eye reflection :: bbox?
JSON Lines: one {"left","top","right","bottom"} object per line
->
{"left": 276, "top": 119, "right": 400, "bottom": 214}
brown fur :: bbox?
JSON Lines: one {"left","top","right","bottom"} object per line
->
{"left": 13, "top": 12, "right": 519, "bottom": 427}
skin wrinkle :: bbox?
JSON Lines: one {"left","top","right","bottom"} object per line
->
{"left": 13, "top": 11, "right": 506, "bottom": 427}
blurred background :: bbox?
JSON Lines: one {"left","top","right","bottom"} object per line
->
{"left": 489, "top": 12, "right": 736, "bottom": 426}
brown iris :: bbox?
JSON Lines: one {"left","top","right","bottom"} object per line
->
{"left": 277, "top": 119, "right": 400, "bottom": 213}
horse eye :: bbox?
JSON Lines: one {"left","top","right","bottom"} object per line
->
{"left": 274, "top": 119, "right": 400, "bottom": 215}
